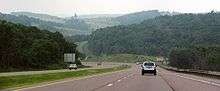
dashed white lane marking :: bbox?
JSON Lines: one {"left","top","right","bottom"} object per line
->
{"left": 107, "top": 84, "right": 113, "bottom": 87}
{"left": 117, "top": 80, "right": 121, "bottom": 82}
{"left": 105, "top": 74, "right": 134, "bottom": 87}
{"left": 176, "top": 75, "right": 220, "bottom": 87}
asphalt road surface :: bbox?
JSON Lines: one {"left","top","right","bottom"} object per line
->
{"left": 16, "top": 65, "right": 220, "bottom": 91}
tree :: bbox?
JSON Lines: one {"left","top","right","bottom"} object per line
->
{"left": 0, "top": 20, "right": 79, "bottom": 72}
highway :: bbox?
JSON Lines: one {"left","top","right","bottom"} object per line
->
{"left": 17, "top": 65, "right": 220, "bottom": 91}
{"left": 0, "top": 62, "right": 120, "bottom": 77}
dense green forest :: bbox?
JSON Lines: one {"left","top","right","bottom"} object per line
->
{"left": 88, "top": 12, "right": 220, "bottom": 56}
{"left": 0, "top": 20, "right": 82, "bottom": 72}
{"left": 88, "top": 12, "right": 220, "bottom": 71}
{"left": 169, "top": 45, "right": 220, "bottom": 71}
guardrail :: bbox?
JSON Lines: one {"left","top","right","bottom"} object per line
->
{"left": 160, "top": 65, "right": 220, "bottom": 76}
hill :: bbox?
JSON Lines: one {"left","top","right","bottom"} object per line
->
{"left": 76, "top": 41, "right": 93, "bottom": 56}
{"left": 11, "top": 12, "right": 65, "bottom": 23}
{"left": 3, "top": 10, "right": 178, "bottom": 36}
{"left": 83, "top": 10, "right": 178, "bottom": 30}
{"left": 115, "top": 10, "right": 179, "bottom": 25}
{"left": 78, "top": 14, "right": 122, "bottom": 19}
{"left": 10, "top": 12, "right": 120, "bottom": 33}
{"left": 82, "top": 10, "right": 177, "bottom": 30}
{"left": 88, "top": 12, "right": 220, "bottom": 56}
{"left": 0, "top": 20, "right": 77, "bottom": 72}
{"left": 84, "top": 17, "right": 121, "bottom": 30}
{"left": 0, "top": 12, "right": 89, "bottom": 36}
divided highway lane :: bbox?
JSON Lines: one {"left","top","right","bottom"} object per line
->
{"left": 158, "top": 67, "right": 220, "bottom": 91}
{"left": 16, "top": 65, "right": 220, "bottom": 91}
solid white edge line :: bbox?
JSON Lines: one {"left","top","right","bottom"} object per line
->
{"left": 107, "top": 84, "right": 113, "bottom": 87}
{"left": 176, "top": 75, "right": 220, "bottom": 87}
{"left": 117, "top": 80, "right": 121, "bottom": 82}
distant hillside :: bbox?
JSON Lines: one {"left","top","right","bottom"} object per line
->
{"left": 4, "top": 10, "right": 179, "bottom": 36}
{"left": 11, "top": 12, "right": 65, "bottom": 23}
{"left": 84, "top": 17, "right": 121, "bottom": 30}
{"left": 115, "top": 10, "right": 179, "bottom": 25}
{"left": 0, "top": 12, "right": 58, "bottom": 31}
{"left": 78, "top": 14, "right": 122, "bottom": 19}
{"left": 11, "top": 12, "right": 120, "bottom": 31}
{"left": 88, "top": 12, "right": 220, "bottom": 56}
{"left": 0, "top": 12, "right": 90, "bottom": 36}
{"left": 83, "top": 10, "right": 177, "bottom": 30}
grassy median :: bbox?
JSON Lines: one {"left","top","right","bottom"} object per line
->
{"left": 0, "top": 65, "right": 130, "bottom": 90}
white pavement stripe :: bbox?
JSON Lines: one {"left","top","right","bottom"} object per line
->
{"left": 117, "top": 80, "right": 121, "bottom": 82}
{"left": 105, "top": 74, "right": 134, "bottom": 88}
{"left": 107, "top": 84, "right": 113, "bottom": 87}
{"left": 176, "top": 75, "right": 220, "bottom": 87}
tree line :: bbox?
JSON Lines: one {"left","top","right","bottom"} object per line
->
{"left": 0, "top": 12, "right": 89, "bottom": 36}
{"left": 0, "top": 20, "right": 82, "bottom": 72}
{"left": 89, "top": 12, "right": 220, "bottom": 55}
{"left": 169, "top": 45, "right": 220, "bottom": 71}
{"left": 88, "top": 12, "right": 220, "bottom": 71}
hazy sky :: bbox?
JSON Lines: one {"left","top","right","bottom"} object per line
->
{"left": 1, "top": 0, "right": 220, "bottom": 17}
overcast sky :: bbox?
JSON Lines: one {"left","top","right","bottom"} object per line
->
{"left": 1, "top": 0, "right": 220, "bottom": 17}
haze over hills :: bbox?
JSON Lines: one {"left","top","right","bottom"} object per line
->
{"left": 115, "top": 10, "right": 179, "bottom": 25}
{"left": 84, "top": 10, "right": 180, "bottom": 29}
{"left": 10, "top": 12, "right": 122, "bottom": 31}
{"left": 0, "top": 10, "right": 179, "bottom": 36}
{"left": 11, "top": 12, "right": 65, "bottom": 23}
{"left": 0, "top": 12, "right": 90, "bottom": 36}
{"left": 78, "top": 14, "right": 123, "bottom": 19}
{"left": 88, "top": 12, "right": 220, "bottom": 55}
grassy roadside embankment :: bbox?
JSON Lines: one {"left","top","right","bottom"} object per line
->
{"left": 0, "top": 65, "right": 130, "bottom": 90}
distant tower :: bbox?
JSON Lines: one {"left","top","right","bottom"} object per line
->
{"left": 70, "top": 13, "right": 78, "bottom": 20}
{"left": 74, "top": 13, "right": 78, "bottom": 19}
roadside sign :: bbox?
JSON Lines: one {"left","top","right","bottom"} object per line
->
{"left": 64, "top": 53, "right": 75, "bottom": 63}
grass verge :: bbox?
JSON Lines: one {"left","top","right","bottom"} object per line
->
{"left": 0, "top": 65, "right": 130, "bottom": 90}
